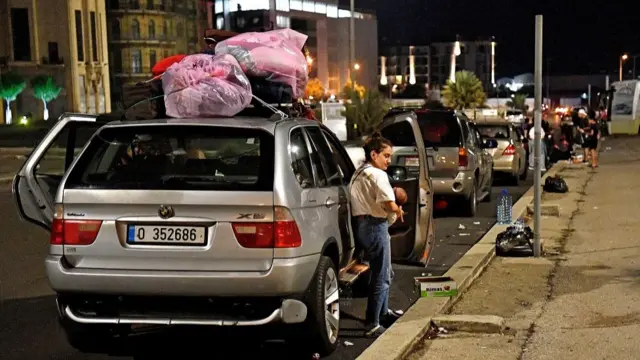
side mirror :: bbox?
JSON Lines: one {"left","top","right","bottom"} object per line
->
{"left": 483, "top": 138, "right": 498, "bottom": 149}
{"left": 387, "top": 165, "right": 408, "bottom": 181}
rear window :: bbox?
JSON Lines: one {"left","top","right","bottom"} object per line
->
{"left": 416, "top": 112, "right": 462, "bottom": 147}
{"left": 477, "top": 125, "right": 511, "bottom": 139}
{"left": 65, "top": 125, "right": 275, "bottom": 191}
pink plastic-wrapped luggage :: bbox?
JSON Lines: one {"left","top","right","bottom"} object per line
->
{"left": 215, "top": 29, "right": 309, "bottom": 99}
{"left": 162, "top": 53, "right": 252, "bottom": 118}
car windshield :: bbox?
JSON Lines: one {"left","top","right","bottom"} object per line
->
{"left": 477, "top": 125, "right": 511, "bottom": 139}
{"left": 65, "top": 125, "right": 275, "bottom": 191}
{"left": 416, "top": 111, "right": 462, "bottom": 147}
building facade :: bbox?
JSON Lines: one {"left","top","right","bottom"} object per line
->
{"left": 106, "top": 0, "right": 207, "bottom": 107}
{"left": 379, "top": 39, "right": 496, "bottom": 94}
{"left": 0, "top": 0, "right": 111, "bottom": 124}
{"left": 205, "top": 0, "right": 378, "bottom": 95}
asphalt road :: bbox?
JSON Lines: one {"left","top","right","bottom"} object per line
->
{"left": 0, "top": 172, "right": 533, "bottom": 360}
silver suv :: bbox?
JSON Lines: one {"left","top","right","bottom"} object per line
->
{"left": 13, "top": 111, "right": 434, "bottom": 355}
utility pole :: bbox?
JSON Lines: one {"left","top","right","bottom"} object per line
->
{"left": 349, "top": 0, "right": 355, "bottom": 83}
{"left": 533, "top": 15, "right": 543, "bottom": 258}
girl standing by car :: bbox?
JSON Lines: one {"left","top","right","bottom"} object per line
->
{"left": 349, "top": 133, "right": 404, "bottom": 337}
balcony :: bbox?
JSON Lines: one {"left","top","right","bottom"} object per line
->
{"left": 110, "top": 34, "right": 177, "bottom": 44}
{"left": 108, "top": 1, "right": 176, "bottom": 13}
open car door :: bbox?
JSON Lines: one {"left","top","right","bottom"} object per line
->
{"left": 379, "top": 112, "right": 435, "bottom": 266}
{"left": 13, "top": 113, "right": 102, "bottom": 231}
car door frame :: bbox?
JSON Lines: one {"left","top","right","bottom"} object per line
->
{"left": 469, "top": 123, "right": 492, "bottom": 190}
{"left": 13, "top": 113, "right": 99, "bottom": 231}
{"left": 379, "top": 112, "right": 434, "bottom": 266}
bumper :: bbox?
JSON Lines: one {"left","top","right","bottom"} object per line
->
{"left": 431, "top": 171, "right": 475, "bottom": 198}
{"left": 61, "top": 298, "right": 308, "bottom": 326}
{"left": 46, "top": 253, "right": 320, "bottom": 297}
{"left": 493, "top": 156, "right": 518, "bottom": 175}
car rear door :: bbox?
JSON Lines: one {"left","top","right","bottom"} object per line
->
{"left": 13, "top": 113, "right": 101, "bottom": 231}
{"left": 415, "top": 111, "right": 464, "bottom": 179}
{"left": 379, "top": 114, "right": 434, "bottom": 266}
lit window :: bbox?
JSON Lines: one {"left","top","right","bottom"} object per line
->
{"left": 290, "top": 0, "right": 302, "bottom": 10}
{"left": 338, "top": 9, "right": 350, "bottom": 18}
{"left": 236, "top": 0, "right": 269, "bottom": 10}
{"left": 216, "top": 14, "right": 224, "bottom": 29}
{"left": 276, "top": 0, "right": 290, "bottom": 11}
{"left": 326, "top": 4, "right": 337, "bottom": 18}
{"left": 277, "top": 15, "right": 290, "bottom": 28}
{"left": 302, "top": 0, "right": 314, "bottom": 12}
{"left": 314, "top": 1, "right": 326, "bottom": 14}
{"left": 215, "top": 0, "right": 223, "bottom": 13}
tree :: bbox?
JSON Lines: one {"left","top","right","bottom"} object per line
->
{"left": 31, "top": 75, "right": 62, "bottom": 121}
{"left": 343, "top": 88, "right": 389, "bottom": 138}
{"left": 341, "top": 80, "right": 365, "bottom": 100}
{"left": 304, "top": 77, "right": 325, "bottom": 100}
{"left": 441, "top": 71, "right": 487, "bottom": 110}
{"left": 506, "top": 93, "right": 529, "bottom": 112}
{"left": 0, "top": 72, "right": 26, "bottom": 125}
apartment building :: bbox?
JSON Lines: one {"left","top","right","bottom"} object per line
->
{"left": 205, "top": 0, "right": 378, "bottom": 94}
{"left": 0, "top": 0, "right": 111, "bottom": 124}
{"left": 106, "top": 0, "right": 208, "bottom": 107}
{"left": 379, "top": 39, "right": 496, "bottom": 93}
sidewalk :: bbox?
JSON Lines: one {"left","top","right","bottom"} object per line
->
{"left": 407, "top": 139, "right": 640, "bottom": 360}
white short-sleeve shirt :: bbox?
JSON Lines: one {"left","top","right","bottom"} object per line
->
{"left": 349, "top": 164, "right": 396, "bottom": 219}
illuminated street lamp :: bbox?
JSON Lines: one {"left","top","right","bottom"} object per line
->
{"left": 620, "top": 53, "right": 629, "bottom": 81}
{"left": 353, "top": 63, "right": 361, "bottom": 71}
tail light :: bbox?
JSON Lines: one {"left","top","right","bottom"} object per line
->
{"left": 503, "top": 144, "right": 516, "bottom": 155}
{"left": 458, "top": 147, "right": 468, "bottom": 167}
{"left": 50, "top": 204, "right": 102, "bottom": 246}
{"left": 232, "top": 206, "right": 302, "bottom": 249}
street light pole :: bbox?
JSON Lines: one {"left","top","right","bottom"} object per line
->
{"left": 349, "top": 0, "right": 355, "bottom": 83}
{"left": 533, "top": 15, "right": 543, "bottom": 258}
{"left": 620, "top": 54, "right": 628, "bottom": 82}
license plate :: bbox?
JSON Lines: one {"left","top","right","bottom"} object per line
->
{"left": 405, "top": 156, "right": 419, "bottom": 167}
{"left": 127, "top": 225, "right": 207, "bottom": 245}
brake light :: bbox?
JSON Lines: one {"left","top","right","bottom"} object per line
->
{"left": 503, "top": 144, "right": 516, "bottom": 155}
{"left": 232, "top": 207, "right": 302, "bottom": 249}
{"left": 50, "top": 205, "right": 102, "bottom": 246}
{"left": 458, "top": 147, "right": 468, "bottom": 167}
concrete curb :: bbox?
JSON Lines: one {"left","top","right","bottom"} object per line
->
{"left": 356, "top": 162, "right": 568, "bottom": 360}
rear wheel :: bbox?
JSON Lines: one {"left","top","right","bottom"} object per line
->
{"left": 519, "top": 159, "right": 528, "bottom": 180}
{"left": 463, "top": 181, "right": 477, "bottom": 217}
{"left": 303, "top": 256, "right": 340, "bottom": 356}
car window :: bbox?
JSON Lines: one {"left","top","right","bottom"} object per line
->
{"left": 321, "top": 129, "right": 353, "bottom": 184}
{"left": 306, "top": 127, "right": 342, "bottom": 187}
{"left": 469, "top": 124, "right": 483, "bottom": 148}
{"left": 65, "top": 125, "right": 275, "bottom": 191}
{"left": 416, "top": 111, "right": 463, "bottom": 147}
{"left": 289, "top": 128, "right": 315, "bottom": 188}
{"left": 380, "top": 120, "right": 416, "bottom": 147}
{"left": 303, "top": 127, "right": 328, "bottom": 187}
{"left": 477, "top": 125, "right": 511, "bottom": 139}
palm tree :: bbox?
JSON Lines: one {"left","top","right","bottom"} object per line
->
{"left": 506, "top": 93, "right": 529, "bottom": 112}
{"left": 0, "top": 72, "right": 26, "bottom": 125}
{"left": 441, "top": 71, "right": 487, "bottom": 110}
{"left": 343, "top": 88, "right": 389, "bottom": 138}
{"left": 31, "top": 75, "right": 62, "bottom": 121}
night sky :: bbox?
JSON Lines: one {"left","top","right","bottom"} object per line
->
{"left": 355, "top": 0, "right": 639, "bottom": 77}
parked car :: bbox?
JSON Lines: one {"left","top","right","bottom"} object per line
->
{"left": 378, "top": 109, "right": 496, "bottom": 216}
{"left": 475, "top": 121, "right": 528, "bottom": 184}
{"left": 12, "top": 111, "right": 435, "bottom": 356}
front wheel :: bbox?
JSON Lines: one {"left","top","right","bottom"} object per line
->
{"left": 463, "top": 181, "right": 477, "bottom": 217}
{"left": 303, "top": 255, "right": 340, "bottom": 356}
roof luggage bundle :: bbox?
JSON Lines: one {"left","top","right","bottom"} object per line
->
{"left": 120, "top": 29, "right": 312, "bottom": 121}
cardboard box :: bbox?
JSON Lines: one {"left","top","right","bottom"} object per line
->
{"left": 415, "top": 276, "right": 457, "bottom": 297}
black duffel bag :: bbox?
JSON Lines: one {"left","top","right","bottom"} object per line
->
{"left": 543, "top": 175, "right": 568, "bottom": 193}
{"left": 121, "top": 78, "right": 166, "bottom": 120}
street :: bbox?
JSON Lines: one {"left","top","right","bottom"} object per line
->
{"left": 0, "top": 168, "right": 532, "bottom": 359}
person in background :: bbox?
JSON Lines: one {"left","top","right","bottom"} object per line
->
{"left": 578, "top": 117, "right": 599, "bottom": 168}
{"left": 349, "top": 133, "right": 405, "bottom": 337}
{"left": 576, "top": 109, "right": 590, "bottom": 162}
{"left": 549, "top": 116, "right": 571, "bottom": 163}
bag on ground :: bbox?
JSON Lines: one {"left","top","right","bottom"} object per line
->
{"left": 496, "top": 221, "right": 535, "bottom": 254}
{"left": 162, "top": 53, "right": 252, "bottom": 118}
{"left": 543, "top": 175, "right": 568, "bottom": 193}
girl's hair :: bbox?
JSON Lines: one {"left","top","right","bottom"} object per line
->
{"left": 363, "top": 132, "right": 393, "bottom": 162}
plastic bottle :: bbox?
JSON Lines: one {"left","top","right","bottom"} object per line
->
{"left": 497, "top": 189, "right": 512, "bottom": 225}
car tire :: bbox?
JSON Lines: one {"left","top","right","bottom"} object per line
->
{"left": 59, "top": 317, "right": 116, "bottom": 353}
{"left": 483, "top": 172, "right": 493, "bottom": 202}
{"left": 463, "top": 181, "right": 477, "bottom": 217}
{"left": 519, "top": 159, "right": 528, "bottom": 180}
{"left": 303, "top": 255, "right": 340, "bottom": 356}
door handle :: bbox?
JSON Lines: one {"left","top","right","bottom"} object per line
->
{"left": 325, "top": 198, "right": 337, "bottom": 207}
